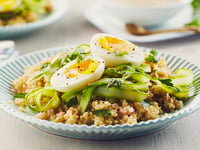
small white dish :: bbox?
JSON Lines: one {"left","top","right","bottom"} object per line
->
{"left": 97, "top": 0, "right": 192, "bottom": 27}
{"left": 0, "top": 40, "right": 18, "bottom": 63}
{"left": 0, "top": 0, "right": 69, "bottom": 39}
{"left": 84, "top": 4, "right": 196, "bottom": 43}
{"left": 0, "top": 50, "right": 19, "bottom": 63}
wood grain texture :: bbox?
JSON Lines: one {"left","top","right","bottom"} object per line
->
{"left": 0, "top": 0, "right": 200, "bottom": 150}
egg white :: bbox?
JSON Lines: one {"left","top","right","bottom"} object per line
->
{"left": 50, "top": 56, "right": 105, "bottom": 93}
{"left": 0, "top": 0, "right": 21, "bottom": 12}
{"left": 90, "top": 33, "right": 144, "bottom": 67}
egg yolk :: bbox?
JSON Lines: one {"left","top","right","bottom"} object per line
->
{"left": 0, "top": 0, "right": 19, "bottom": 12}
{"left": 98, "top": 37, "right": 135, "bottom": 54}
{"left": 65, "top": 59, "right": 99, "bottom": 78}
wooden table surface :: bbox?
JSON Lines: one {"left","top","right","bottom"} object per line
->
{"left": 1, "top": 0, "right": 200, "bottom": 150}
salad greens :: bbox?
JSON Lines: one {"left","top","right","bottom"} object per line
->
{"left": 29, "top": 44, "right": 91, "bottom": 83}
{"left": 25, "top": 87, "right": 60, "bottom": 112}
{"left": 145, "top": 50, "right": 158, "bottom": 63}
{"left": 158, "top": 79, "right": 174, "bottom": 87}
{"left": 23, "top": 0, "right": 49, "bottom": 14}
{"left": 153, "top": 68, "right": 193, "bottom": 99}
{"left": 0, "top": 0, "right": 49, "bottom": 20}
{"left": 18, "top": 45, "right": 193, "bottom": 114}
{"left": 63, "top": 95, "right": 79, "bottom": 107}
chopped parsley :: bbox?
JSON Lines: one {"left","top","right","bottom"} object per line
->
{"left": 145, "top": 50, "right": 158, "bottom": 63}
{"left": 14, "top": 93, "right": 27, "bottom": 98}
{"left": 92, "top": 109, "right": 111, "bottom": 117}
{"left": 158, "top": 79, "right": 173, "bottom": 87}
{"left": 64, "top": 96, "right": 79, "bottom": 107}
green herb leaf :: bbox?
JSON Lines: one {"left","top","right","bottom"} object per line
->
{"left": 40, "top": 62, "right": 49, "bottom": 70}
{"left": 64, "top": 96, "right": 78, "bottom": 107}
{"left": 191, "top": 0, "right": 200, "bottom": 12}
{"left": 150, "top": 50, "right": 157, "bottom": 56}
{"left": 145, "top": 50, "right": 158, "bottom": 63}
{"left": 71, "top": 44, "right": 91, "bottom": 62}
{"left": 185, "top": 19, "right": 199, "bottom": 27}
{"left": 106, "top": 79, "right": 121, "bottom": 88}
{"left": 92, "top": 109, "right": 111, "bottom": 117}
{"left": 14, "top": 93, "right": 27, "bottom": 98}
{"left": 186, "top": 0, "right": 200, "bottom": 27}
{"left": 158, "top": 79, "right": 173, "bottom": 87}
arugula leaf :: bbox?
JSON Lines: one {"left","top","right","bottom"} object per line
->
{"left": 145, "top": 50, "right": 158, "bottom": 63}
{"left": 92, "top": 109, "right": 111, "bottom": 117}
{"left": 14, "top": 93, "right": 27, "bottom": 98}
{"left": 158, "top": 79, "right": 173, "bottom": 87}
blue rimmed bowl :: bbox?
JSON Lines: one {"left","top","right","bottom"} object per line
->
{"left": 0, "top": 46, "right": 200, "bottom": 140}
{"left": 0, "top": 0, "right": 69, "bottom": 39}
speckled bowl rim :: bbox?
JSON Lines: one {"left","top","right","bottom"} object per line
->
{"left": 0, "top": 46, "right": 200, "bottom": 131}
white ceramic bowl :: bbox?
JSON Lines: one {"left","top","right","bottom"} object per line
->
{"left": 97, "top": 0, "right": 192, "bottom": 27}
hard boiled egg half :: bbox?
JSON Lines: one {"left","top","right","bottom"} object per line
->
{"left": 90, "top": 34, "right": 144, "bottom": 67}
{"left": 50, "top": 57, "right": 105, "bottom": 93}
{"left": 0, "top": 0, "right": 21, "bottom": 12}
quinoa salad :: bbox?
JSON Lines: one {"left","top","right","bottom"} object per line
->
{"left": 12, "top": 34, "right": 193, "bottom": 126}
{"left": 0, "top": 0, "right": 52, "bottom": 26}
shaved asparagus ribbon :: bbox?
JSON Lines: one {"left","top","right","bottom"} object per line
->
{"left": 25, "top": 87, "right": 61, "bottom": 112}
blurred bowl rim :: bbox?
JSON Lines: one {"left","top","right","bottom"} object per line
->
{"left": 0, "top": 0, "right": 70, "bottom": 31}
{"left": 97, "top": 0, "right": 193, "bottom": 10}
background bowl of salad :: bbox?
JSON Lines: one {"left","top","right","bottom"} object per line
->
{"left": 0, "top": 0, "right": 69, "bottom": 39}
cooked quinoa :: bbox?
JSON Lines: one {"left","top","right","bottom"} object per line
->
{"left": 12, "top": 51, "right": 188, "bottom": 126}
{"left": 12, "top": 35, "right": 193, "bottom": 126}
